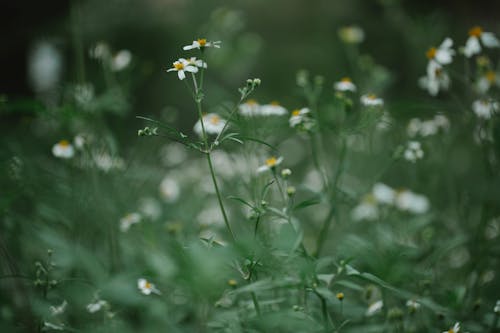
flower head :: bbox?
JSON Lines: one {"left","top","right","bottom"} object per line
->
{"left": 477, "top": 70, "right": 500, "bottom": 93}
{"left": 52, "top": 140, "right": 75, "bottom": 159}
{"left": 351, "top": 194, "right": 379, "bottom": 221}
{"left": 404, "top": 141, "right": 424, "bottom": 163}
{"left": 395, "top": 190, "right": 430, "bottom": 214}
{"left": 419, "top": 60, "right": 450, "bottom": 96}
{"left": 334, "top": 77, "right": 357, "bottom": 92}
{"left": 87, "top": 300, "right": 108, "bottom": 313}
{"left": 183, "top": 38, "right": 221, "bottom": 51}
{"left": 166, "top": 58, "right": 198, "bottom": 80}
{"left": 193, "top": 113, "right": 226, "bottom": 137}
{"left": 289, "top": 108, "right": 311, "bottom": 128}
{"left": 159, "top": 176, "right": 180, "bottom": 203}
{"left": 257, "top": 156, "right": 283, "bottom": 173}
{"left": 426, "top": 38, "right": 455, "bottom": 65}
{"left": 463, "top": 26, "right": 500, "bottom": 58}
{"left": 338, "top": 25, "right": 365, "bottom": 44}
{"left": 442, "top": 322, "right": 460, "bottom": 333}
{"left": 260, "top": 101, "right": 288, "bottom": 116}
{"left": 120, "top": 213, "right": 141, "bottom": 232}
{"left": 360, "top": 94, "right": 384, "bottom": 107}
{"left": 366, "top": 300, "right": 383, "bottom": 316}
{"left": 472, "top": 99, "right": 499, "bottom": 119}
{"left": 184, "top": 57, "right": 207, "bottom": 69}
{"left": 111, "top": 50, "right": 132, "bottom": 72}
{"left": 137, "top": 278, "right": 161, "bottom": 295}
{"left": 239, "top": 99, "right": 261, "bottom": 116}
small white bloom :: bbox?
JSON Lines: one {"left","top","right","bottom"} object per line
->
{"left": 74, "top": 135, "right": 85, "bottom": 150}
{"left": 494, "top": 300, "right": 500, "bottom": 314}
{"left": 477, "top": 70, "right": 500, "bottom": 94}
{"left": 183, "top": 38, "right": 221, "bottom": 50}
{"left": 260, "top": 101, "right": 288, "bottom": 116}
{"left": 193, "top": 113, "right": 226, "bottom": 136}
{"left": 137, "top": 278, "right": 161, "bottom": 295}
{"left": 120, "top": 213, "right": 141, "bottom": 232}
{"left": 52, "top": 140, "right": 75, "bottom": 159}
{"left": 403, "top": 141, "right": 424, "bottom": 163}
{"left": 86, "top": 300, "right": 107, "bottom": 313}
{"left": 442, "top": 322, "right": 460, "bottom": 333}
{"left": 395, "top": 190, "right": 430, "bottom": 214}
{"left": 472, "top": 99, "right": 499, "bottom": 119}
{"left": 49, "top": 300, "right": 67, "bottom": 316}
{"left": 289, "top": 108, "right": 311, "bottom": 128}
{"left": 366, "top": 300, "right": 383, "bottom": 316}
{"left": 419, "top": 60, "right": 450, "bottom": 96}
{"left": 360, "top": 94, "right": 384, "bottom": 107}
{"left": 352, "top": 196, "right": 379, "bottom": 222}
{"left": 425, "top": 38, "right": 455, "bottom": 65}
{"left": 89, "top": 42, "right": 111, "bottom": 60}
{"left": 139, "top": 197, "right": 162, "bottom": 220}
{"left": 184, "top": 56, "right": 207, "bottom": 69}
{"left": 239, "top": 99, "right": 261, "bottom": 116}
{"left": 338, "top": 25, "right": 365, "bottom": 44}
{"left": 257, "top": 156, "right": 283, "bottom": 173}
{"left": 166, "top": 58, "right": 198, "bottom": 80}
{"left": 372, "top": 183, "right": 395, "bottom": 205}
{"left": 159, "top": 176, "right": 180, "bottom": 203}
{"left": 110, "top": 50, "right": 132, "bottom": 72}
{"left": 406, "top": 299, "right": 421, "bottom": 311}
{"left": 334, "top": 77, "right": 357, "bottom": 92}
{"left": 464, "top": 26, "right": 500, "bottom": 58}
{"left": 93, "top": 153, "right": 125, "bottom": 172}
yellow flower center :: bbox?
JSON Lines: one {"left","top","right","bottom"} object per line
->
{"left": 228, "top": 279, "right": 237, "bottom": 286}
{"left": 265, "top": 157, "right": 278, "bottom": 167}
{"left": 448, "top": 329, "right": 454, "bottom": 333}
{"left": 336, "top": 292, "right": 344, "bottom": 300}
{"left": 292, "top": 110, "right": 301, "bottom": 117}
{"left": 367, "top": 94, "right": 377, "bottom": 100}
{"left": 426, "top": 47, "right": 437, "bottom": 59}
{"left": 59, "top": 140, "right": 70, "bottom": 147}
{"left": 209, "top": 115, "right": 220, "bottom": 125}
{"left": 364, "top": 193, "right": 376, "bottom": 204}
{"left": 197, "top": 38, "right": 207, "bottom": 46}
{"left": 174, "top": 62, "right": 184, "bottom": 70}
{"left": 270, "top": 101, "right": 280, "bottom": 106}
{"left": 246, "top": 99, "right": 258, "bottom": 105}
{"left": 145, "top": 281, "right": 152, "bottom": 289}
{"left": 469, "top": 26, "right": 483, "bottom": 37}
{"left": 341, "top": 77, "right": 352, "bottom": 82}
{"left": 486, "top": 71, "right": 496, "bottom": 82}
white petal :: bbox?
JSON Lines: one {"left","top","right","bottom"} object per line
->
{"left": 184, "top": 66, "right": 198, "bottom": 73}
{"left": 464, "top": 36, "right": 481, "bottom": 57}
{"left": 481, "top": 32, "right": 500, "bottom": 48}
{"left": 178, "top": 70, "right": 185, "bottom": 80}
{"left": 440, "top": 37, "right": 453, "bottom": 49}
{"left": 435, "top": 49, "right": 453, "bottom": 65}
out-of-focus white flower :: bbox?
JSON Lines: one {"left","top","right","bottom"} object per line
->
{"left": 87, "top": 300, "right": 107, "bottom": 313}
{"left": 425, "top": 38, "right": 455, "bottom": 65}
{"left": 464, "top": 26, "right": 500, "bottom": 58}
{"left": 334, "top": 77, "right": 357, "bottom": 92}
{"left": 419, "top": 61, "right": 450, "bottom": 96}
{"left": 338, "top": 25, "right": 365, "bottom": 44}
{"left": 442, "top": 322, "right": 460, "bottom": 333}
{"left": 360, "top": 94, "right": 384, "bottom": 107}
{"left": 366, "top": 300, "right": 383, "bottom": 316}
{"left": 404, "top": 141, "right": 424, "bottom": 163}
{"left": 93, "top": 153, "right": 125, "bottom": 172}
{"left": 74, "top": 83, "right": 95, "bottom": 107}
{"left": 183, "top": 38, "right": 221, "bottom": 50}
{"left": 260, "top": 101, "right": 288, "bottom": 116}
{"left": 49, "top": 300, "right": 67, "bottom": 316}
{"left": 472, "top": 99, "right": 499, "bottom": 119}
{"left": 110, "top": 50, "right": 132, "bottom": 71}
{"left": 137, "top": 278, "right": 161, "bottom": 295}
{"left": 166, "top": 58, "right": 198, "bottom": 80}
{"left": 376, "top": 112, "right": 392, "bottom": 131}
{"left": 352, "top": 195, "right": 379, "bottom": 221}
{"left": 395, "top": 190, "right": 430, "bottom": 214}
{"left": 28, "top": 41, "right": 62, "bottom": 93}
{"left": 407, "top": 115, "right": 449, "bottom": 137}
{"left": 372, "top": 183, "right": 395, "bottom": 205}
{"left": 74, "top": 135, "right": 85, "bottom": 150}
{"left": 120, "top": 213, "right": 141, "bottom": 232}
{"left": 406, "top": 299, "right": 421, "bottom": 311}
{"left": 494, "top": 300, "right": 500, "bottom": 314}
{"left": 89, "top": 42, "right": 111, "bottom": 60}
{"left": 184, "top": 57, "right": 207, "bottom": 69}
{"left": 52, "top": 140, "right": 75, "bottom": 159}
{"left": 239, "top": 99, "right": 261, "bottom": 116}
{"left": 194, "top": 113, "right": 226, "bottom": 136}
{"left": 477, "top": 70, "right": 500, "bottom": 93}
{"left": 159, "top": 176, "right": 180, "bottom": 203}
{"left": 289, "top": 108, "right": 311, "bottom": 128}
{"left": 139, "top": 197, "right": 162, "bottom": 220}
{"left": 257, "top": 156, "right": 283, "bottom": 173}
{"left": 160, "top": 143, "right": 188, "bottom": 167}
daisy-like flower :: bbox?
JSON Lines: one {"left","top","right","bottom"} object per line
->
{"left": 86, "top": 300, "right": 108, "bottom": 313}
{"left": 472, "top": 99, "right": 499, "bottom": 119}
{"left": 257, "top": 156, "right": 283, "bottom": 173}
{"left": 159, "top": 176, "right": 180, "bottom": 202}
{"left": 166, "top": 58, "right": 198, "bottom": 80}
{"left": 406, "top": 299, "right": 421, "bottom": 312}
{"left": 442, "top": 322, "right": 460, "bottom": 333}
{"left": 183, "top": 38, "right": 221, "bottom": 51}
{"left": 360, "top": 94, "right": 384, "bottom": 107}
{"left": 477, "top": 70, "right": 500, "bottom": 93}
{"left": 395, "top": 190, "right": 430, "bottom": 214}
{"left": 463, "top": 26, "right": 500, "bottom": 58}
{"left": 351, "top": 194, "right": 379, "bottom": 221}
{"left": 110, "top": 50, "right": 132, "bottom": 72}
{"left": 184, "top": 57, "right": 207, "bottom": 69}
{"left": 372, "top": 183, "right": 395, "bottom": 205}
{"left": 338, "top": 25, "right": 365, "bottom": 44}
{"left": 334, "top": 77, "right": 357, "bottom": 92}
{"left": 49, "top": 300, "right": 68, "bottom": 316}
{"left": 52, "top": 140, "right": 75, "bottom": 159}
{"left": 289, "top": 108, "right": 311, "bottom": 128}
{"left": 193, "top": 113, "right": 226, "bottom": 136}
{"left": 137, "top": 278, "right": 161, "bottom": 295}
{"left": 494, "top": 300, "right": 500, "bottom": 313}
{"left": 366, "top": 300, "right": 383, "bottom": 316}
{"left": 119, "top": 213, "right": 141, "bottom": 232}
{"left": 419, "top": 60, "right": 451, "bottom": 96}
{"left": 239, "top": 99, "right": 261, "bottom": 116}
{"left": 425, "top": 38, "right": 455, "bottom": 65}
{"left": 404, "top": 141, "right": 424, "bottom": 163}
{"left": 260, "top": 101, "right": 288, "bottom": 116}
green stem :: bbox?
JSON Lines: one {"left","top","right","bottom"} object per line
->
{"left": 251, "top": 291, "right": 261, "bottom": 316}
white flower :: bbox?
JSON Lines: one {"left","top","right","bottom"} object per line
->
{"left": 405, "top": 299, "right": 421, "bottom": 311}
{"left": 404, "top": 141, "right": 424, "bottom": 163}
{"left": 110, "top": 50, "right": 132, "bottom": 71}
{"left": 494, "top": 300, "right": 500, "bottom": 314}
{"left": 120, "top": 213, "right": 141, "bottom": 232}
{"left": 352, "top": 195, "right": 379, "bottom": 221}
{"left": 425, "top": 38, "right": 455, "bottom": 65}
{"left": 137, "top": 278, "right": 161, "bottom": 295}
{"left": 334, "top": 77, "right": 357, "bottom": 92}
{"left": 49, "top": 300, "right": 67, "bottom": 316}
{"left": 93, "top": 153, "right": 125, "bottom": 172}
{"left": 477, "top": 70, "right": 500, "bottom": 93}
{"left": 159, "top": 176, "right": 180, "bottom": 203}
{"left": 89, "top": 42, "right": 111, "bottom": 60}
{"left": 86, "top": 300, "right": 107, "bottom": 313}
{"left": 395, "top": 190, "right": 430, "bottom": 214}
{"left": 183, "top": 38, "right": 221, "bottom": 50}
{"left": 257, "top": 156, "right": 283, "bottom": 173}
{"left": 260, "top": 101, "right": 288, "bottom": 116}
{"left": 472, "top": 99, "right": 499, "bottom": 119}
{"left": 184, "top": 57, "right": 207, "bottom": 69}
{"left": 239, "top": 99, "right": 261, "bottom": 116}
{"left": 464, "top": 26, "right": 500, "bottom": 58}
{"left": 52, "top": 140, "right": 75, "bottom": 159}
{"left": 193, "top": 113, "right": 226, "bottom": 136}
{"left": 419, "top": 61, "right": 450, "bottom": 96}
{"left": 442, "top": 322, "right": 460, "bottom": 333}
{"left": 360, "top": 94, "right": 384, "bottom": 107}
{"left": 372, "top": 183, "right": 395, "bottom": 205}
{"left": 166, "top": 58, "right": 198, "bottom": 80}
{"left": 366, "top": 300, "right": 383, "bottom": 316}
{"left": 338, "top": 25, "right": 365, "bottom": 44}
{"left": 139, "top": 197, "right": 162, "bottom": 220}
{"left": 74, "top": 135, "right": 85, "bottom": 150}
{"left": 289, "top": 108, "right": 311, "bottom": 128}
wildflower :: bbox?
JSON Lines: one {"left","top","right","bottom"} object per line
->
{"left": 193, "top": 113, "right": 226, "bottom": 136}
{"left": 52, "top": 140, "right": 75, "bottom": 159}
{"left": 442, "top": 322, "right": 460, "bottom": 333}
{"left": 110, "top": 50, "right": 132, "bottom": 72}
{"left": 395, "top": 190, "right": 430, "bottom": 214}
{"left": 166, "top": 58, "right": 198, "bottom": 80}
{"left": 289, "top": 108, "right": 311, "bottom": 128}
{"left": 183, "top": 38, "right": 221, "bottom": 50}
{"left": 360, "top": 94, "right": 384, "bottom": 107}
{"left": 338, "top": 25, "right": 365, "bottom": 44}
{"left": 477, "top": 70, "right": 500, "bottom": 94}
{"left": 472, "top": 99, "right": 499, "bottom": 119}
{"left": 336, "top": 292, "right": 344, "bottom": 301}
{"left": 49, "top": 300, "right": 67, "bottom": 316}
{"left": 137, "top": 278, "right": 161, "bottom": 295}
{"left": 334, "top": 77, "right": 357, "bottom": 92}
{"left": 352, "top": 194, "right": 379, "bottom": 221}
{"left": 89, "top": 42, "right": 110, "bottom": 60}
{"left": 463, "top": 26, "right": 500, "bottom": 58}
{"left": 184, "top": 57, "right": 207, "bottom": 69}
{"left": 257, "top": 156, "right": 283, "bottom": 173}
{"left": 406, "top": 299, "right": 421, "bottom": 312}
{"left": 425, "top": 38, "right": 455, "bottom": 65}
{"left": 119, "top": 213, "right": 141, "bottom": 232}
{"left": 93, "top": 152, "right": 125, "bottom": 172}
{"left": 494, "top": 300, "right": 500, "bottom": 314}
{"left": 228, "top": 279, "right": 238, "bottom": 287}
{"left": 286, "top": 186, "right": 296, "bottom": 196}
{"left": 74, "top": 134, "right": 85, "bottom": 150}
{"left": 86, "top": 300, "right": 108, "bottom": 313}
{"left": 260, "top": 101, "right": 288, "bottom": 116}
{"left": 366, "top": 300, "right": 383, "bottom": 316}
{"left": 281, "top": 168, "right": 292, "bottom": 178}
{"left": 407, "top": 115, "right": 449, "bottom": 137}
{"left": 239, "top": 99, "right": 261, "bottom": 116}
{"left": 159, "top": 176, "right": 180, "bottom": 203}
{"left": 404, "top": 141, "right": 424, "bottom": 163}
{"left": 73, "top": 83, "right": 95, "bottom": 107}
{"left": 419, "top": 61, "right": 450, "bottom": 96}
{"left": 372, "top": 183, "right": 395, "bottom": 205}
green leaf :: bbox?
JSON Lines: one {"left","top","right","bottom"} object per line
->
{"left": 293, "top": 197, "right": 321, "bottom": 211}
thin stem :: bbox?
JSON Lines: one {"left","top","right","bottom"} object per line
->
{"left": 251, "top": 291, "right": 261, "bottom": 316}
